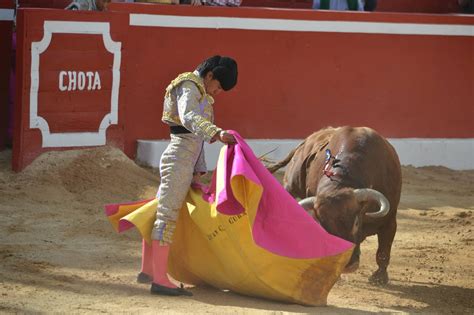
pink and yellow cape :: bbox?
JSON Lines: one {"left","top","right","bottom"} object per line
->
{"left": 105, "top": 132, "right": 353, "bottom": 305}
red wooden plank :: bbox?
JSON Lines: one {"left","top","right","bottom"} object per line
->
{"left": 0, "top": 24, "right": 12, "bottom": 150}
{"left": 18, "top": 0, "right": 71, "bottom": 9}
{"left": 0, "top": 0, "right": 14, "bottom": 9}
{"left": 37, "top": 90, "right": 112, "bottom": 113}
{"left": 34, "top": 111, "right": 109, "bottom": 132}
{"left": 12, "top": 9, "right": 25, "bottom": 171}
{"left": 377, "top": 0, "right": 461, "bottom": 13}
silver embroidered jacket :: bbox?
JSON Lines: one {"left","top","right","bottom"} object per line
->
{"left": 161, "top": 71, "right": 222, "bottom": 143}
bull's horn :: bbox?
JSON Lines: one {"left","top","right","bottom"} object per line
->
{"left": 354, "top": 188, "right": 390, "bottom": 218}
{"left": 299, "top": 197, "right": 316, "bottom": 211}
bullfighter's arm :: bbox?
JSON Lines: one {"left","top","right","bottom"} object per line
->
{"left": 176, "top": 81, "right": 222, "bottom": 143}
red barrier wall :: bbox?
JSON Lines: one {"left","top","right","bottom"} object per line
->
{"left": 242, "top": 0, "right": 311, "bottom": 9}
{"left": 376, "top": 0, "right": 460, "bottom": 13}
{"left": 18, "top": 0, "right": 70, "bottom": 9}
{"left": 12, "top": 4, "right": 474, "bottom": 171}
{"left": 241, "top": 0, "right": 461, "bottom": 13}
{"left": 13, "top": 8, "right": 129, "bottom": 171}
{"left": 0, "top": 0, "right": 14, "bottom": 151}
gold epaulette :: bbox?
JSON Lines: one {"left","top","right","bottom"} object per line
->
{"left": 165, "top": 72, "right": 206, "bottom": 101}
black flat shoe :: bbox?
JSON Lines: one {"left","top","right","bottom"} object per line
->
{"left": 150, "top": 283, "right": 193, "bottom": 296}
{"left": 137, "top": 272, "right": 153, "bottom": 284}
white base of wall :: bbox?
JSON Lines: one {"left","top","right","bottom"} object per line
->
{"left": 136, "top": 138, "right": 474, "bottom": 171}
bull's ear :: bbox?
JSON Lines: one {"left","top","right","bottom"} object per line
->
{"left": 354, "top": 188, "right": 390, "bottom": 218}
{"left": 355, "top": 193, "right": 371, "bottom": 211}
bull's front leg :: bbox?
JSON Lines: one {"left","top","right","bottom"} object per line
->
{"left": 369, "top": 219, "right": 397, "bottom": 285}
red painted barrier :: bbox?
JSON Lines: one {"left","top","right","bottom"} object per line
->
{"left": 241, "top": 0, "right": 462, "bottom": 13}
{"left": 242, "top": 0, "right": 311, "bottom": 9}
{"left": 18, "top": 0, "right": 70, "bottom": 9}
{"left": 0, "top": 0, "right": 14, "bottom": 8}
{"left": 377, "top": 0, "right": 461, "bottom": 14}
{"left": 13, "top": 8, "right": 128, "bottom": 171}
{"left": 0, "top": 0, "right": 14, "bottom": 151}
{"left": 12, "top": 4, "right": 474, "bottom": 171}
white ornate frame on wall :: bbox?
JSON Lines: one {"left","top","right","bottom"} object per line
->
{"left": 30, "top": 21, "right": 121, "bottom": 148}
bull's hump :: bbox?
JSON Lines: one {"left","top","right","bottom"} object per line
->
{"left": 343, "top": 126, "right": 376, "bottom": 136}
{"left": 359, "top": 126, "right": 377, "bottom": 136}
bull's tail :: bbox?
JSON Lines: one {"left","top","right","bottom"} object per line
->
{"left": 266, "top": 141, "right": 304, "bottom": 174}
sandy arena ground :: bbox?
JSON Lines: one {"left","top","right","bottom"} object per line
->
{"left": 0, "top": 147, "right": 473, "bottom": 314}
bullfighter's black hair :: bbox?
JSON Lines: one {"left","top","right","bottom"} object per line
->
{"left": 196, "top": 55, "right": 238, "bottom": 91}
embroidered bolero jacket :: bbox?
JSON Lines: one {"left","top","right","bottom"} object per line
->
{"left": 162, "top": 71, "right": 221, "bottom": 143}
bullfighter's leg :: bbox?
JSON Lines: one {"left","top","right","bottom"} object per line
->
{"left": 137, "top": 239, "right": 153, "bottom": 283}
{"left": 149, "top": 134, "right": 201, "bottom": 296}
{"left": 369, "top": 218, "right": 397, "bottom": 285}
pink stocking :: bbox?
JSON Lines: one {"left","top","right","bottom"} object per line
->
{"left": 140, "top": 239, "right": 153, "bottom": 276}
{"left": 152, "top": 240, "right": 177, "bottom": 288}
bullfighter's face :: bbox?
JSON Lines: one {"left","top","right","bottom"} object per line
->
{"left": 203, "top": 72, "right": 223, "bottom": 98}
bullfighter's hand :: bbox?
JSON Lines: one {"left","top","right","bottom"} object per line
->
{"left": 219, "top": 130, "right": 237, "bottom": 144}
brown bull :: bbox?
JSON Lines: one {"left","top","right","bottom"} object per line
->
{"left": 269, "top": 126, "right": 402, "bottom": 285}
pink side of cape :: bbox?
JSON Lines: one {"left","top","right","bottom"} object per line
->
{"left": 216, "top": 132, "right": 353, "bottom": 259}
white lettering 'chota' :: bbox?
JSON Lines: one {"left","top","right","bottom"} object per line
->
{"left": 58, "top": 71, "right": 102, "bottom": 91}
{"left": 78, "top": 72, "right": 86, "bottom": 90}
{"left": 59, "top": 71, "right": 67, "bottom": 91}
{"left": 92, "top": 71, "right": 101, "bottom": 90}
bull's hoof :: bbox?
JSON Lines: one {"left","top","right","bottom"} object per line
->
{"left": 343, "top": 261, "right": 359, "bottom": 273}
{"left": 369, "top": 269, "right": 389, "bottom": 285}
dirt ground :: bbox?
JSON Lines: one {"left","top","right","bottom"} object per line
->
{"left": 0, "top": 147, "right": 473, "bottom": 314}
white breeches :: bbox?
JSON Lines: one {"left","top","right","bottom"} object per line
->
{"left": 152, "top": 133, "right": 204, "bottom": 243}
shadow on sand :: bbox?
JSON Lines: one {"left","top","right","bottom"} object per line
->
{"left": 384, "top": 281, "right": 474, "bottom": 313}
